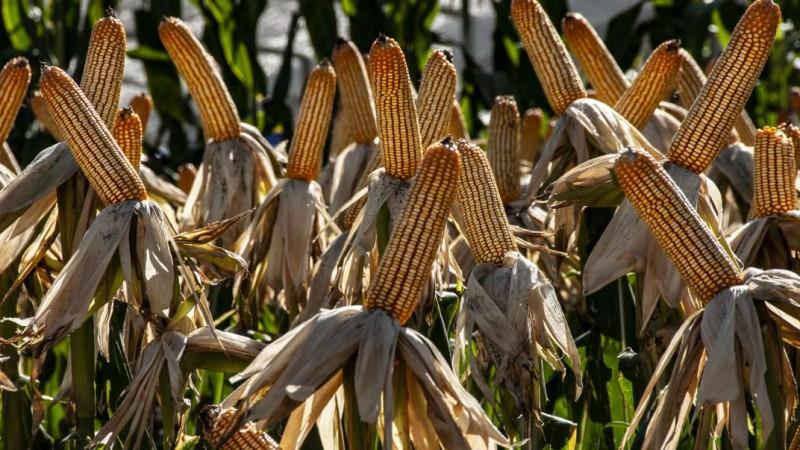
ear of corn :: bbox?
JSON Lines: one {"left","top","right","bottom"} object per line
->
{"left": 129, "top": 92, "right": 153, "bottom": 134}
{"left": 113, "top": 107, "right": 143, "bottom": 170}
{"left": 0, "top": 57, "right": 31, "bottom": 144}
{"left": 80, "top": 12, "right": 126, "bottom": 130}
{"left": 286, "top": 60, "right": 337, "bottom": 182}
{"left": 448, "top": 100, "right": 469, "bottom": 140}
{"left": 751, "top": 127, "right": 797, "bottom": 218}
{"left": 562, "top": 13, "right": 627, "bottom": 105}
{"left": 614, "top": 40, "right": 681, "bottom": 129}
{"left": 779, "top": 122, "right": 800, "bottom": 168}
{"left": 511, "top": 0, "right": 587, "bottom": 114}
{"left": 521, "top": 108, "right": 543, "bottom": 163}
{"left": 159, "top": 17, "right": 241, "bottom": 142}
{"left": 332, "top": 38, "right": 378, "bottom": 145}
{"left": 456, "top": 139, "right": 517, "bottom": 266}
{"left": 615, "top": 148, "right": 742, "bottom": 303}
{"left": 365, "top": 139, "right": 460, "bottom": 324}
{"left": 31, "top": 91, "right": 64, "bottom": 141}
{"left": 668, "top": 0, "right": 780, "bottom": 173}
{"left": 201, "top": 406, "right": 278, "bottom": 450}
{"left": 40, "top": 66, "right": 147, "bottom": 206}
{"left": 369, "top": 35, "right": 422, "bottom": 180}
{"left": 488, "top": 96, "right": 521, "bottom": 203}
{"left": 417, "top": 49, "right": 457, "bottom": 149}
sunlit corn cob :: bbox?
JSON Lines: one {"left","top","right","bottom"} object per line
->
{"left": 417, "top": 49, "right": 457, "bottom": 148}
{"left": 113, "top": 107, "right": 143, "bottom": 170}
{"left": 159, "top": 17, "right": 241, "bottom": 142}
{"left": 561, "top": 13, "right": 628, "bottom": 105}
{"left": 332, "top": 38, "right": 378, "bottom": 144}
{"left": 81, "top": 12, "right": 126, "bottom": 130}
{"left": 200, "top": 406, "right": 279, "bottom": 450}
{"left": 751, "top": 127, "right": 796, "bottom": 218}
{"left": 614, "top": 40, "right": 681, "bottom": 129}
{"left": 369, "top": 35, "right": 422, "bottom": 180}
{"left": 511, "top": 0, "right": 587, "bottom": 114}
{"left": 365, "top": 139, "right": 460, "bottom": 324}
{"left": 456, "top": 140, "right": 517, "bottom": 266}
{"left": 0, "top": 57, "right": 31, "bottom": 144}
{"left": 129, "top": 92, "right": 153, "bottom": 133}
{"left": 31, "top": 92, "right": 64, "bottom": 141}
{"left": 40, "top": 66, "right": 147, "bottom": 206}
{"left": 668, "top": 0, "right": 780, "bottom": 173}
{"left": 521, "top": 108, "right": 543, "bottom": 162}
{"left": 615, "top": 149, "right": 742, "bottom": 303}
{"left": 779, "top": 122, "right": 800, "bottom": 167}
{"left": 286, "top": 60, "right": 336, "bottom": 182}
{"left": 488, "top": 96, "right": 521, "bottom": 203}
{"left": 448, "top": 100, "right": 469, "bottom": 140}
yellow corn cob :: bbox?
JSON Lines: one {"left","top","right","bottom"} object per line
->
{"left": 113, "top": 107, "right": 143, "bottom": 170}
{"left": 31, "top": 92, "right": 65, "bottom": 141}
{"left": 791, "top": 87, "right": 800, "bottom": 118}
{"left": 40, "top": 66, "right": 147, "bottom": 206}
{"left": 0, "top": 57, "right": 31, "bottom": 144}
{"left": 668, "top": 0, "right": 780, "bottom": 173}
{"left": 615, "top": 149, "right": 742, "bottom": 303}
{"left": 332, "top": 38, "right": 378, "bottom": 144}
{"left": 561, "top": 13, "right": 628, "bottom": 105}
{"left": 365, "top": 139, "right": 460, "bottom": 324}
{"left": 159, "top": 17, "right": 241, "bottom": 142}
{"left": 200, "top": 406, "right": 279, "bottom": 450}
{"left": 614, "top": 40, "right": 681, "bottom": 129}
{"left": 488, "top": 96, "right": 521, "bottom": 203}
{"left": 456, "top": 140, "right": 517, "bottom": 265}
{"left": 511, "top": 0, "right": 587, "bottom": 115}
{"left": 751, "top": 127, "right": 796, "bottom": 218}
{"left": 779, "top": 123, "right": 800, "bottom": 168}
{"left": 286, "top": 60, "right": 336, "bottom": 182}
{"left": 448, "top": 100, "right": 469, "bottom": 140}
{"left": 129, "top": 92, "right": 153, "bottom": 133}
{"left": 81, "top": 12, "right": 126, "bottom": 130}
{"left": 329, "top": 106, "right": 353, "bottom": 157}
{"left": 417, "top": 49, "right": 457, "bottom": 149}
{"left": 521, "top": 108, "right": 543, "bottom": 163}
{"left": 369, "top": 35, "right": 422, "bottom": 180}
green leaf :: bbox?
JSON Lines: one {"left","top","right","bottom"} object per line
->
{"left": 2, "top": 0, "right": 34, "bottom": 51}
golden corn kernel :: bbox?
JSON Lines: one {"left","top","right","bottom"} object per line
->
{"left": 488, "top": 96, "right": 521, "bottom": 203}
{"left": 448, "top": 100, "right": 469, "bottom": 140}
{"left": 200, "top": 406, "right": 279, "bottom": 450}
{"left": 417, "top": 49, "right": 457, "bottom": 148}
{"left": 113, "top": 107, "right": 143, "bottom": 170}
{"left": 521, "top": 108, "right": 543, "bottom": 163}
{"left": 81, "top": 12, "right": 126, "bottom": 130}
{"left": 332, "top": 38, "right": 378, "bottom": 144}
{"left": 129, "top": 92, "right": 153, "bottom": 134}
{"left": 0, "top": 57, "right": 31, "bottom": 144}
{"left": 751, "top": 127, "right": 797, "bottom": 218}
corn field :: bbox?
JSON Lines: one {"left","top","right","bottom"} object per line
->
{"left": 2, "top": 0, "right": 800, "bottom": 449}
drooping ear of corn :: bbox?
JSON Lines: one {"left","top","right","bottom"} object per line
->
{"left": 129, "top": 92, "right": 153, "bottom": 133}
{"left": 456, "top": 139, "right": 517, "bottom": 266}
{"left": 521, "top": 107, "right": 543, "bottom": 162}
{"left": 614, "top": 40, "right": 681, "bottom": 129}
{"left": 511, "top": 0, "right": 587, "bottom": 115}
{"left": 200, "top": 406, "right": 278, "bottom": 450}
{"left": 369, "top": 35, "right": 422, "bottom": 180}
{"left": 417, "top": 49, "right": 457, "bottom": 148}
{"left": 286, "top": 60, "right": 337, "bottom": 182}
{"left": 365, "top": 138, "right": 460, "bottom": 324}
{"left": 113, "top": 107, "right": 143, "bottom": 170}
{"left": 561, "top": 13, "right": 627, "bottom": 105}
{"left": 332, "top": 38, "right": 378, "bottom": 145}
{"left": 448, "top": 100, "right": 469, "bottom": 140}
{"left": 31, "top": 91, "right": 64, "bottom": 141}
{"left": 615, "top": 148, "right": 742, "bottom": 303}
{"left": 40, "top": 66, "right": 147, "bottom": 206}
{"left": 668, "top": 0, "right": 780, "bottom": 173}
{"left": 159, "top": 17, "right": 241, "bottom": 142}
{"left": 751, "top": 127, "right": 797, "bottom": 218}
{"left": 81, "top": 12, "right": 126, "bottom": 130}
{"left": 0, "top": 57, "right": 31, "bottom": 144}
{"left": 488, "top": 96, "right": 521, "bottom": 203}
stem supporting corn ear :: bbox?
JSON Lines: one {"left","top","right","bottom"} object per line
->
{"left": 668, "top": 0, "right": 780, "bottom": 173}
{"left": 615, "top": 149, "right": 742, "bottom": 303}
{"left": 40, "top": 66, "right": 147, "bottom": 206}
{"left": 511, "top": 0, "right": 587, "bottom": 114}
{"left": 286, "top": 60, "right": 337, "bottom": 182}
{"left": 0, "top": 57, "right": 31, "bottom": 144}
{"left": 365, "top": 139, "right": 460, "bottom": 324}
{"left": 751, "top": 127, "right": 797, "bottom": 219}
{"left": 159, "top": 17, "right": 241, "bottom": 142}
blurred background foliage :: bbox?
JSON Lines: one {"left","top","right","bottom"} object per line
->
{"left": 1, "top": 0, "right": 799, "bottom": 448}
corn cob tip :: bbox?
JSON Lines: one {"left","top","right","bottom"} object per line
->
{"left": 5, "top": 57, "right": 29, "bottom": 70}
{"left": 664, "top": 39, "right": 681, "bottom": 52}
{"left": 104, "top": 6, "right": 116, "bottom": 18}
{"left": 435, "top": 48, "right": 454, "bottom": 63}
{"left": 118, "top": 106, "right": 135, "bottom": 120}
